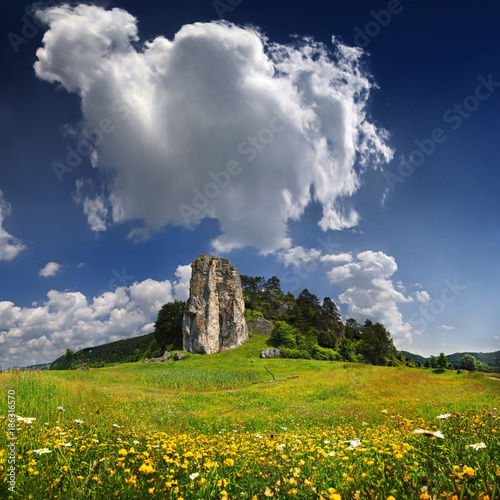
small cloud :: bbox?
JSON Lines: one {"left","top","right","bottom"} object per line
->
{"left": 77, "top": 262, "right": 85, "bottom": 268}
{"left": 438, "top": 324, "right": 455, "bottom": 331}
{"left": 320, "top": 253, "right": 353, "bottom": 264}
{"left": 39, "top": 262, "right": 61, "bottom": 277}
{"left": 414, "top": 283, "right": 424, "bottom": 289}
{"left": 494, "top": 335, "right": 499, "bottom": 341}
{"left": 278, "top": 246, "right": 321, "bottom": 268}
{"left": 415, "top": 291, "right": 430, "bottom": 303}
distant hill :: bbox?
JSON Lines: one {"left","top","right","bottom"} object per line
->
{"left": 49, "top": 331, "right": 156, "bottom": 369}
{"left": 400, "top": 351, "right": 427, "bottom": 365}
{"left": 446, "top": 351, "right": 500, "bottom": 369}
{"left": 402, "top": 350, "right": 500, "bottom": 371}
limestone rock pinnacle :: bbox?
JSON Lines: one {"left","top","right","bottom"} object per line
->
{"left": 182, "top": 255, "right": 248, "bottom": 354}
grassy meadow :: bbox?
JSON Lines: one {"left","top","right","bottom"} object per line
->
{"left": 1, "top": 335, "right": 499, "bottom": 499}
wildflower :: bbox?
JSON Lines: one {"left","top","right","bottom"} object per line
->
{"left": 412, "top": 429, "right": 444, "bottom": 438}
{"left": 74, "top": 419, "right": 84, "bottom": 424}
{"left": 112, "top": 424, "right": 120, "bottom": 428}
{"left": 189, "top": 472, "right": 200, "bottom": 480}
{"left": 469, "top": 442, "right": 486, "bottom": 450}
{"left": 264, "top": 487, "right": 274, "bottom": 497}
{"left": 58, "top": 443, "right": 72, "bottom": 447}
{"left": 57, "top": 406, "right": 65, "bottom": 412}
{"left": 436, "top": 413, "right": 451, "bottom": 419}
{"left": 381, "top": 410, "right": 388, "bottom": 414}
{"left": 348, "top": 439, "right": 361, "bottom": 448}
{"left": 463, "top": 466, "right": 475, "bottom": 477}
{"left": 32, "top": 448, "right": 52, "bottom": 455}
{"left": 17, "top": 417, "right": 36, "bottom": 424}
{"left": 138, "top": 463, "right": 156, "bottom": 474}
{"left": 224, "top": 458, "right": 235, "bottom": 466}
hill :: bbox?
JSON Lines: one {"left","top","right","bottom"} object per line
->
{"left": 49, "top": 331, "right": 157, "bottom": 369}
{"left": 446, "top": 350, "right": 500, "bottom": 369}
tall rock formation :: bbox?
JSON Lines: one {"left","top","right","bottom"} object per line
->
{"left": 182, "top": 255, "right": 248, "bottom": 354}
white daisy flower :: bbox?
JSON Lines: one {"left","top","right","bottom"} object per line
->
{"left": 469, "top": 442, "right": 486, "bottom": 450}
{"left": 32, "top": 448, "right": 52, "bottom": 455}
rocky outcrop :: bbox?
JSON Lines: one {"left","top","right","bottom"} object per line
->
{"left": 260, "top": 348, "right": 282, "bottom": 359}
{"left": 248, "top": 317, "right": 274, "bottom": 336}
{"left": 182, "top": 255, "right": 248, "bottom": 354}
{"left": 143, "top": 351, "right": 170, "bottom": 363}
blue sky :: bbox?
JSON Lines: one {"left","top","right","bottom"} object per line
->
{"left": 1, "top": 0, "right": 499, "bottom": 367}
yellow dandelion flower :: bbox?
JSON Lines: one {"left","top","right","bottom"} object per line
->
{"left": 223, "top": 458, "right": 235, "bottom": 467}
{"left": 463, "top": 466, "right": 475, "bottom": 477}
{"left": 138, "top": 463, "right": 156, "bottom": 474}
{"left": 264, "top": 487, "right": 274, "bottom": 497}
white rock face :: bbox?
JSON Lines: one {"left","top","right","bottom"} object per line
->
{"left": 182, "top": 255, "right": 248, "bottom": 354}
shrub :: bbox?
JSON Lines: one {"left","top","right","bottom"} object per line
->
{"left": 311, "top": 345, "right": 341, "bottom": 361}
{"left": 270, "top": 321, "right": 298, "bottom": 348}
{"left": 280, "top": 348, "right": 312, "bottom": 359}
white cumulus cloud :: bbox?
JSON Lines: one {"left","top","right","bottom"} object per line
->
{"left": 278, "top": 246, "right": 322, "bottom": 268}
{"left": 415, "top": 290, "right": 430, "bottom": 303}
{"left": 34, "top": 5, "right": 393, "bottom": 254}
{"left": 0, "top": 190, "right": 26, "bottom": 261}
{"left": 326, "top": 251, "right": 413, "bottom": 344}
{"left": 39, "top": 262, "right": 61, "bottom": 277}
{"left": 0, "top": 264, "right": 190, "bottom": 368}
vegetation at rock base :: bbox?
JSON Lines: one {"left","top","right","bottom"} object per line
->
{"left": 45, "top": 274, "right": 499, "bottom": 373}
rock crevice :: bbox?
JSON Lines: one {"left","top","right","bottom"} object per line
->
{"left": 182, "top": 255, "right": 248, "bottom": 354}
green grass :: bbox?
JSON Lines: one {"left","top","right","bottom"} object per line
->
{"left": 1, "top": 335, "right": 499, "bottom": 499}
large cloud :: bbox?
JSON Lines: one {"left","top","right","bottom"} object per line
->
{"left": 0, "top": 190, "right": 26, "bottom": 261}
{"left": 34, "top": 5, "right": 393, "bottom": 254}
{"left": 0, "top": 264, "right": 190, "bottom": 368}
{"left": 327, "top": 251, "right": 413, "bottom": 344}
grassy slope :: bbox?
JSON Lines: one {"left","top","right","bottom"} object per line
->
{"left": 5, "top": 335, "right": 499, "bottom": 435}
{"left": 2, "top": 335, "right": 500, "bottom": 499}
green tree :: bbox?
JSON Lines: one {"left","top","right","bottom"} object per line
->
{"left": 436, "top": 352, "right": 449, "bottom": 370}
{"left": 339, "top": 338, "right": 357, "bottom": 362}
{"left": 356, "top": 323, "right": 396, "bottom": 365}
{"left": 270, "top": 321, "right": 298, "bottom": 348}
{"left": 459, "top": 354, "right": 478, "bottom": 371}
{"left": 476, "top": 361, "right": 490, "bottom": 373}
{"left": 154, "top": 300, "right": 186, "bottom": 351}
{"left": 344, "top": 318, "right": 362, "bottom": 340}
{"left": 65, "top": 348, "right": 74, "bottom": 369}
